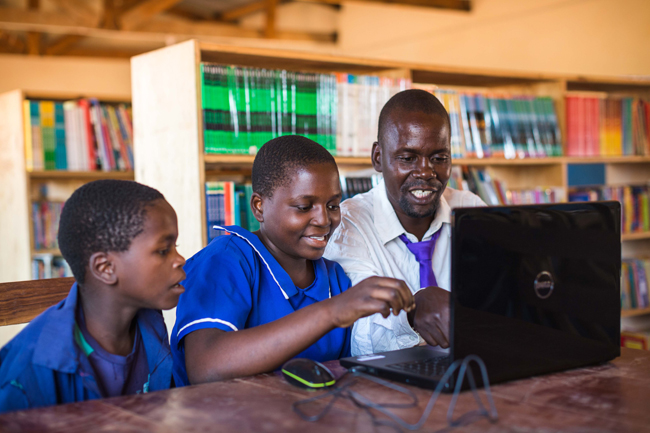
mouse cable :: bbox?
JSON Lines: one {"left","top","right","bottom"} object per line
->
{"left": 292, "top": 371, "right": 419, "bottom": 422}
{"left": 291, "top": 355, "right": 498, "bottom": 432}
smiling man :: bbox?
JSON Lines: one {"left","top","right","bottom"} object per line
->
{"left": 325, "top": 89, "right": 485, "bottom": 356}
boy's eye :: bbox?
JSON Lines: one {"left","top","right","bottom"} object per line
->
{"left": 158, "top": 248, "right": 171, "bottom": 256}
{"left": 296, "top": 205, "right": 312, "bottom": 212}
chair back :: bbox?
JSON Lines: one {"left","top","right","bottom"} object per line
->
{"left": 0, "top": 277, "right": 74, "bottom": 326}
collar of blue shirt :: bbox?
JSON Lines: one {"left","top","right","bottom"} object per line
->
{"left": 372, "top": 178, "right": 452, "bottom": 245}
{"left": 29, "top": 283, "right": 172, "bottom": 391}
{"left": 211, "top": 225, "right": 332, "bottom": 300}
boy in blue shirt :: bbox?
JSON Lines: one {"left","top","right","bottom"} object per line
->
{"left": 0, "top": 180, "right": 186, "bottom": 412}
{"left": 172, "top": 135, "right": 415, "bottom": 386}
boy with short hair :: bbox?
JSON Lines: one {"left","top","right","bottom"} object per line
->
{"left": 0, "top": 180, "right": 186, "bottom": 412}
{"left": 172, "top": 135, "right": 415, "bottom": 386}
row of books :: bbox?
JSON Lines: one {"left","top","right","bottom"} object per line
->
{"left": 427, "top": 88, "right": 563, "bottom": 159}
{"left": 448, "top": 166, "right": 564, "bottom": 205}
{"left": 32, "top": 201, "right": 63, "bottom": 251}
{"left": 339, "top": 174, "right": 382, "bottom": 200}
{"left": 32, "top": 253, "right": 71, "bottom": 280}
{"left": 206, "top": 182, "right": 260, "bottom": 243}
{"left": 24, "top": 99, "right": 134, "bottom": 172}
{"left": 622, "top": 258, "right": 650, "bottom": 311}
{"left": 201, "top": 64, "right": 337, "bottom": 155}
{"left": 568, "top": 184, "right": 649, "bottom": 234}
{"left": 336, "top": 74, "right": 411, "bottom": 157}
{"left": 566, "top": 95, "right": 650, "bottom": 157}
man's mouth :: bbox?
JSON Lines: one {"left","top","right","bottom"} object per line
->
{"left": 410, "top": 189, "right": 434, "bottom": 199}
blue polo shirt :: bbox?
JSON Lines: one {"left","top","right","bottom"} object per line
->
{"left": 0, "top": 283, "right": 173, "bottom": 413}
{"left": 171, "top": 225, "right": 352, "bottom": 387}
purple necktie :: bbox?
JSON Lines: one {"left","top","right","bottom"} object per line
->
{"left": 399, "top": 229, "right": 442, "bottom": 288}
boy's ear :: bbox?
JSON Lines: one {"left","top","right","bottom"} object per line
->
{"left": 250, "top": 192, "right": 264, "bottom": 223}
{"left": 371, "top": 141, "right": 383, "bottom": 173}
{"left": 88, "top": 252, "right": 118, "bottom": 285}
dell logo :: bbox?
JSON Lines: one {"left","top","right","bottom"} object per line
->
{"left": 534, "top": 271, "right": 554, "bottom": 299}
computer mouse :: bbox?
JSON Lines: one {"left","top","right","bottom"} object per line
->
{"left": 281, "top": 358, "right": 336, "bottom": 390}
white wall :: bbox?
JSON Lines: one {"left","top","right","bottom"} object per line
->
{"left": 338, "top": 0, "right": 650, "bottom": 76}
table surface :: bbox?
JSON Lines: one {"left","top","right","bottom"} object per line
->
{"left": 0, "top": 348, "right": 649, "bottom": 433}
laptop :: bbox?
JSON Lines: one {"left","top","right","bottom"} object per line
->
{"left": 340, "top": 201, "right": 621, "bottom": 391}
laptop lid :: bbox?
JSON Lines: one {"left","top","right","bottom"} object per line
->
{"left": 451, "top": 201, "right": 621, "bottom": 386}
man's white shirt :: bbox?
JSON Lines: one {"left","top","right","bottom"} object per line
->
{"left": 324, "top": 178, "right": 485, "bottom": 356}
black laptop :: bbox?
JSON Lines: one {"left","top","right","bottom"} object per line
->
{"left": 340, "top": 201, "right": 621, "bottom": 391}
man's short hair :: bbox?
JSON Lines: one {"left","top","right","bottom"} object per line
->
{"left": 252, "top": 135, "right": 337, "bottom": 198}
{"left": 378, "top": 89, "right": 450, "bottom": 142}
{"left": 58, "top": 180, "right": 165, "bottom": 285}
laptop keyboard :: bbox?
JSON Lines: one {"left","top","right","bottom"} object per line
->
{"left": 387, "top": 356, "right": 452, "bottom": 377}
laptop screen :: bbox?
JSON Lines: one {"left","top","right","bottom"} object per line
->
{"left": 451, "top": 202, "right": 621, "bottom": 385}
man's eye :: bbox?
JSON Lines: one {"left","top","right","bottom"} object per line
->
{"left": 328, "top": 204, "right": 340, "bottom": 211}
{"left": 296, "top": 205, "right": 311, "bottom": 212}
{"left": 398, "top": 156, "right": 414, "bottom": 162}
{"left": 433, "top": 156, "right": 450, "bottom": 163}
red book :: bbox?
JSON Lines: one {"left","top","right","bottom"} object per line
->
{"left": 77, "top": 99, "right": 97, "bottom": 170}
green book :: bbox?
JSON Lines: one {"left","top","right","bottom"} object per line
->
{"left": 40, "top": 101, "right": 56, "bottom": 170}
{"left": 54, "top": 102, "right": 67, "bottom": 170}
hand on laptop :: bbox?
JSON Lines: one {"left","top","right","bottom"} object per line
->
{"left": 407, "top": 286, "right": 450, "bottom": 348}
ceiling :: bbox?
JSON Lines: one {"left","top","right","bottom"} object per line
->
{"left": 0, "top": 0, "right": 471, "bottom": 58}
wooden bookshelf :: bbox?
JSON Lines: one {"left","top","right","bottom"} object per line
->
{"left": 0, "top": 89, "right": 132, "bottom": 283}
{"left": 131, "top": 40, "right": 650, "bottom": 319}
{"left": 622, "top": 307, "right": 650, "bottom": 318}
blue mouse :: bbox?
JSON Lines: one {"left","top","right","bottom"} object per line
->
{"left": 281, "top": 358, "right": 336, "bottom": 390}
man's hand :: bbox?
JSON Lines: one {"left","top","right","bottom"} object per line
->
{"left": 407, "top": 286, "right": 450, "bottom": 348}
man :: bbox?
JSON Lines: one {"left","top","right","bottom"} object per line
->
{"left": 325, "top": 89, "right": 485, "bottom": 356}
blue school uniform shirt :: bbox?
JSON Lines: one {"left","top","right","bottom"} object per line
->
{"left": 171, "top": 225, "right": 352, "bottom": 387}
{"left": 0, "top": 283, "right": 173, "bottom": 413}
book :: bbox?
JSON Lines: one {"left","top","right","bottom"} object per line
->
{"left": 24, "top": 98, "right": 133, "bottom": 172}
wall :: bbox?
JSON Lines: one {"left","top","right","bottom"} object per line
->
{"left": 0, "top": 54, "right": 131, "bottom": 96}
{"left": 338, "top": 0, "right": 650, "bottom": 77}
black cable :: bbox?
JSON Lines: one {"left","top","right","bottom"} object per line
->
{"left": 291, "top": 355, "right": 499, "bottom": 432}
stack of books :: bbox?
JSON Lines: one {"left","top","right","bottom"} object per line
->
{"left": 24, "top": 99, "right": 134, "bottom": 172}
{"left": 201, "top": 64, "right": 337, "bottom": 156}
{"left": 340, "top": 174, "right": 382, "bottom": 200}
{"left": 569, "top": 184, "right": 649, "bottom": 234}
{"left": 425, "top": 88, "right": 563, "bottom": 159}
{"left": 448, "top": 166, "right": 564, "bottom": 205}
{"left": 565, "top": 94, "right": 650, "bottom": 156}
{"left": 336, "top": 74, "right": 411, "bottom": 157}
{"left": 31, "top": 201, "right": 64, "bottom": 251}
{"left": 205, "top": 182, "right": 259, "bottom": 243}
{"left": 32, "top": 254, "right": 71, "bottom": 280}
{"left": 622, "top": 258, "right": 650, "bottom": 312}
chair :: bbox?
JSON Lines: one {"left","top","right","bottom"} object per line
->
{"left": 0, "top": 277, "right": 74, "bottom": 326}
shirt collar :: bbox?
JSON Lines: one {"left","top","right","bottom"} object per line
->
{"left": 372, "top": 178, "right": 452, "bottom": 245}
{"left": 32, "top": 282, "right": 171, "bottom": 388}
{"left": 299, "top": 258, "right": 332, "bottom": 301}
{"left": 213, "top": 225, "right": 298, "bottom": 299}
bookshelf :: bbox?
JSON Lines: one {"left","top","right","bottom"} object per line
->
{"left": 131, "top": 40, "right": 650, "bottom": 317}
{"left": 0, "top": 89, "right": 134, "bottom": 283}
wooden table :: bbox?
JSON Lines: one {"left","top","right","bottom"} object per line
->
{"left": 1, "top": 348, "right": 649, "bottom": 432}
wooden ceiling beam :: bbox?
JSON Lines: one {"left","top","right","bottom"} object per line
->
{"left": 120, "top": 0, "right": 185, "bottom": 30}
{"left": 48, "top": 0, "right": 100, "bottom": 26}
{"left": 219, "top": 1, "right": 270, "bottom": 22}
{"left": 0, "top": 29, "right": 26, "bottom": 53}
{"left": 295, "top": 0, "right": 470, "bottom": 10}
{"left": 0, "top": 8, "right": 335, "bottom": 46}
{"left": 26, "top": 31, "right": 40, "bottom": 55}
{"left": 265, "top": 0, "right": 278, "bottom": 38}
{"left": 45, "top": 34, "right": 83, "bottom": 55}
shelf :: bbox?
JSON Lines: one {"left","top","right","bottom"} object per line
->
{"left": 203, "top": 154, "right": 373, "bottom": 167}
{"left": 564, "top": 156, "right": 650, "bottom": 165}
{"left": 455, "top": 157, "right": 562, "bottom": 166}
{"left": 622, "top": 232, "right": 650, "bottom": 241}
{"left": 23, "top": 91, "right": 131, "bottom": 103}
{"left": 29, "top": 171, "right": 135, "bottom": 181}
{"left": 32, "top": 248, "right": 61, "bottom": 256}
{"left": 622, "top": 307, "right": 650, "bottom": 318}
